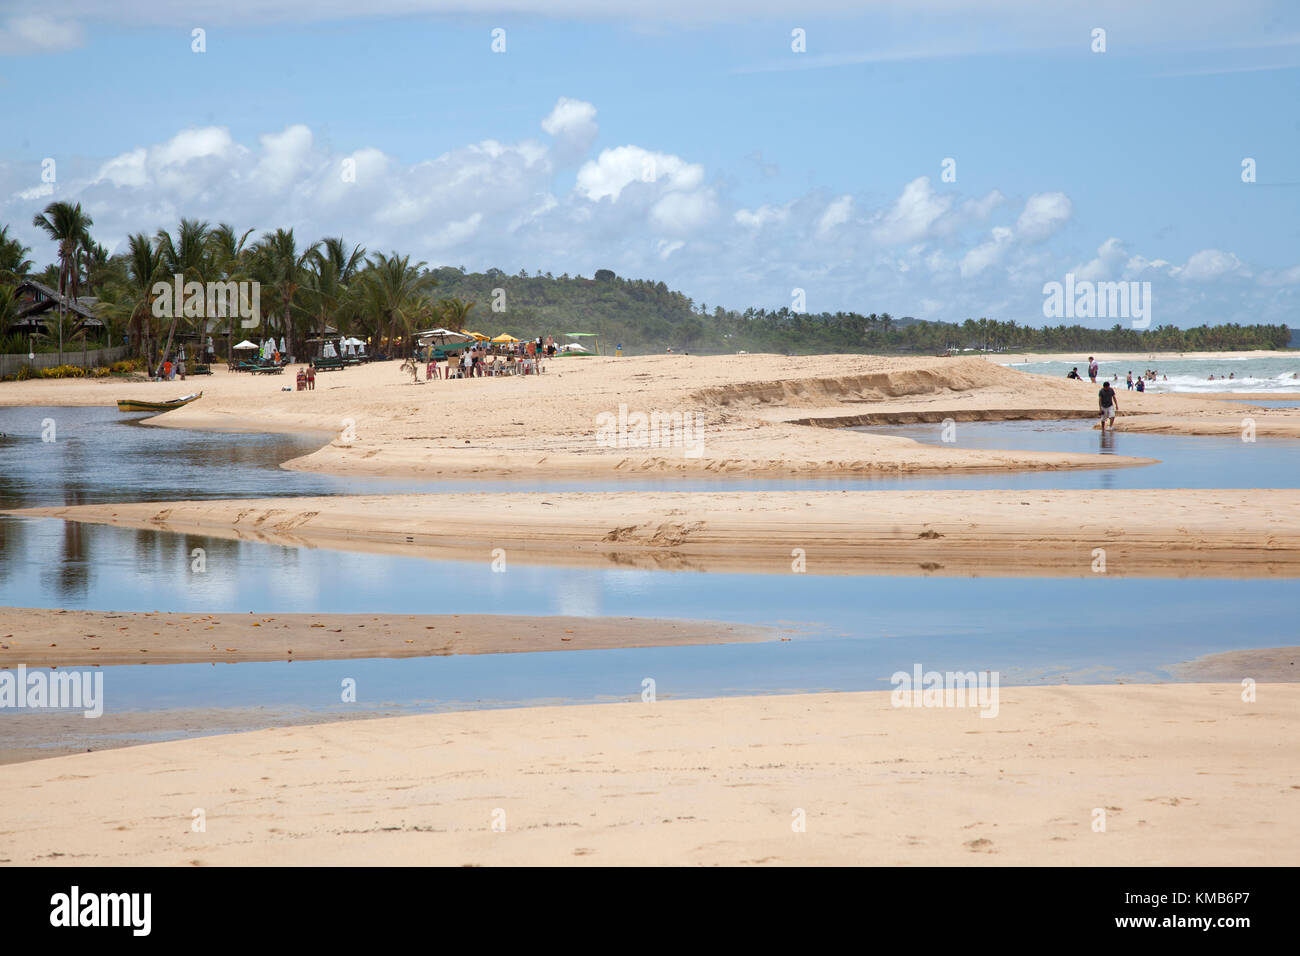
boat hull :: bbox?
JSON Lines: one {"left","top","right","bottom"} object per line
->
{"left": 116, "top": 392, "right": 202, "bottom": 413}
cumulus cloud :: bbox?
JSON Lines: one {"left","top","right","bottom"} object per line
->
{"left": 1015, "top": 191, "right": 1072, "bottom": 241}
{"left": 1180, "top": 248, "right": 1248, "bottom": 281}
{"left": 871, "top": 176, "right": 951, "bottom": 244}
{"left": 575, "top": 146, "right": 703, "bottom": 202}
{"left": 541, "top": 97, "right": 599, "bottom": 164}
{"left": 960, "top": 226, "right": 1014, "bottom": 278}
{"left": 1073, "top": 237, "right": 1128, "bottom": 281}
{"left": 0, "top": 97, "right": 1288, "bottom": 328}
{"left": 815, "top": 195, "right": 853, "bottom": 240}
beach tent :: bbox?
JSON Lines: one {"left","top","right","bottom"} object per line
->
{"left": 491, "top": 333, "right": 519, "bottom": 343}
{"left": 566, "top": 332, "right": 601, "bottom": 355}
{"left": 233, "top": 340, "right": 258, "bottom": 350}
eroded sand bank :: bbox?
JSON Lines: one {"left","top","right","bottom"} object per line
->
{"left": 14, "top": 488, "right": 1300, "bottom": 578}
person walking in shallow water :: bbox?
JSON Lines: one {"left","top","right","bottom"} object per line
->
{"left": 1098, "top": 380, "right": 1119, "bottom": 431}
{"left": 1087, "top": 356, "right": 1099, "bottom": 383}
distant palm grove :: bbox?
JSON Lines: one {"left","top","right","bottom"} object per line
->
{"left": 0, "top": 204, "right": 1291, "bottom": 362}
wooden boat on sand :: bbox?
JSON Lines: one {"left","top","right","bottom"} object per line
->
{"left": 116, "top": 392, "right": 202, "bottom": 413}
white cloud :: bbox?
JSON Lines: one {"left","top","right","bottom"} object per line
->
{"left": 734, "top": 203, "right": 790, "bottom": 229}
{"left": 1180, "top": 248, "right": 1248, "bottom": 281}
{"left": 1015, "top": 191, "right": 1071, "bottom": 241}
{"left": 575, "top": 146, "right": 703, "bottom": 202}
{"left": 541, "top": 97, "right": 599, "bottom": 163}
{"left": 815, "top": 195, "right": 853, "bottom": 239}
{"left": 14, "top": 182, "right": 55, "bottom": 201}
{"left": 871, "top": 177, "right": 951, "bottom": 244}
{"left": 960, "top": 226, "right": 1013, "bottom": 277}
{"left": 1073, "top": 237, "right": 1127, "bottom": 281}
{"left": 253, "top": 125, "right": 315, "bottom": 193}
{"left": 650, "top": 189, "right": 718, "bottom": 233}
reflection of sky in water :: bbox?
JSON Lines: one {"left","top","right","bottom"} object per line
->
{"left": 0, "top": 405, "right": 1295, "bottom": 721}
{"left": 851, "top": 420, "right": 1300, "bottom": 489}
{"left": 1, "top": 524, "right": 1294, "bottom": 710}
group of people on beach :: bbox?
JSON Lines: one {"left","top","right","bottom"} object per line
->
{"left": 419, "top": 337, "right": 554, "bottom": 382}
{"left": 1124, "top": 371, "right": 1157, "bottom": 392}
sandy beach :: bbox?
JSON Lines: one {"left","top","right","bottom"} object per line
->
{"left": 13, "top": 488, "right": 1300, "bottom": 578}
{"left": 2, "top": 683, "right": 1295, "bottom": 866}
{"left": 5, "top": 354, "right": 1297, "bottom": 478}
{"left": 3, "top": 350, "right": 1298, "bottom": 867}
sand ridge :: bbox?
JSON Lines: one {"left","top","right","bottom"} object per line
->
{"left": 14, "top": 488, "right": 1300, "bottom": 578}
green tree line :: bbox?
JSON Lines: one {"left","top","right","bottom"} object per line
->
{"left": 1, "top": 207, "right": 1290, "bottom": 362}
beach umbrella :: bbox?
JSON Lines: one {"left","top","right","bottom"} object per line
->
{"left": 491, "top": 333, "right": 519, "bottom": 343}
{"left": 233, "top": 340, "right": 258, "bottom": 350}
{"left": 278, "top": 337, "right": 286, "bottom": 355}
{"left": 463, "top": 331, "right": 490, "bottom": 341}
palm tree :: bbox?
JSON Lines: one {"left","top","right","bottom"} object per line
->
{"left": 31, "top": 201, "right": 94, "bottom": 362}
{"left": 303, "top": 237, "right": 366, "bottom": 351}
{"left": 97, "top": 233, "right": 165, "bottom": 361}
{"left": 207, "top": 224, "right": 256, "bottom": 358}
{"left": 0, "top": 225, "right": 33, "bottom": 284}
{"left": 152, "top": 219, "right": 214, "bottom": 373}
{"left": 360, "top": 251, "right": 436, "bottom": 351}
{"left": 439, "top": 296, "right": 476, "bottom": 332}
{"left": 249, "top": 228, "right": 319, "bottom": 359}
{"left": 207, "top": 223, "right": 255, "bottom": 276}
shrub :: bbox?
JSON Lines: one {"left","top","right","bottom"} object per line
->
{"left": 92, "top": 366, "right": 111, "bottom": 378}
{"left": 37, "top": 364, "right": 86, "bottom": 379}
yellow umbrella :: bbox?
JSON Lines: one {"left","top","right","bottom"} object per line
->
{"left": 491, "top": 333, "right": 519, "bottom": 343}
{"left": 461, "top": 330, "right": 490, "bottom": 341}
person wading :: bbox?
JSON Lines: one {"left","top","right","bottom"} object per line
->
{"left": 1098, "top": 380, "right": 1119, "bottom": 432}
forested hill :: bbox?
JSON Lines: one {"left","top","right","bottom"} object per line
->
{"left": 429, "top": 266, "right": 1291, "bottom": 355}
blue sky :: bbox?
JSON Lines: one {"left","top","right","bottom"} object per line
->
{"left": 2, "top": 1, "right": 1298, "bottom": 327}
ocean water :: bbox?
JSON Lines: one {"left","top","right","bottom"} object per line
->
{"left": 1004, "top": 356, "right": 1300, "bottom": 394}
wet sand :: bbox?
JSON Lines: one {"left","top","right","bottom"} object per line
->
{"left": 0, "top": 608, "right": 781, "bottom": 667}
{"left": 14, "top": 488, "right": 1300, "bottom": 578}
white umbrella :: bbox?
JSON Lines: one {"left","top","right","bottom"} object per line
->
{"left": 323, "top": 341, "right": 336, "bottom": 358}
{"left": 279, "top": 337, "right": 286, "bottom": 355}
{"left": 233, "top": 340, "right": 258, "bottom": 350}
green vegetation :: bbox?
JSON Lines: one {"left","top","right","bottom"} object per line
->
{"left": 426, "top": 267, "right": 1292, "bottom": 354}
{"left": 1, "top": 210, "right": 1290, "bottom": 363}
